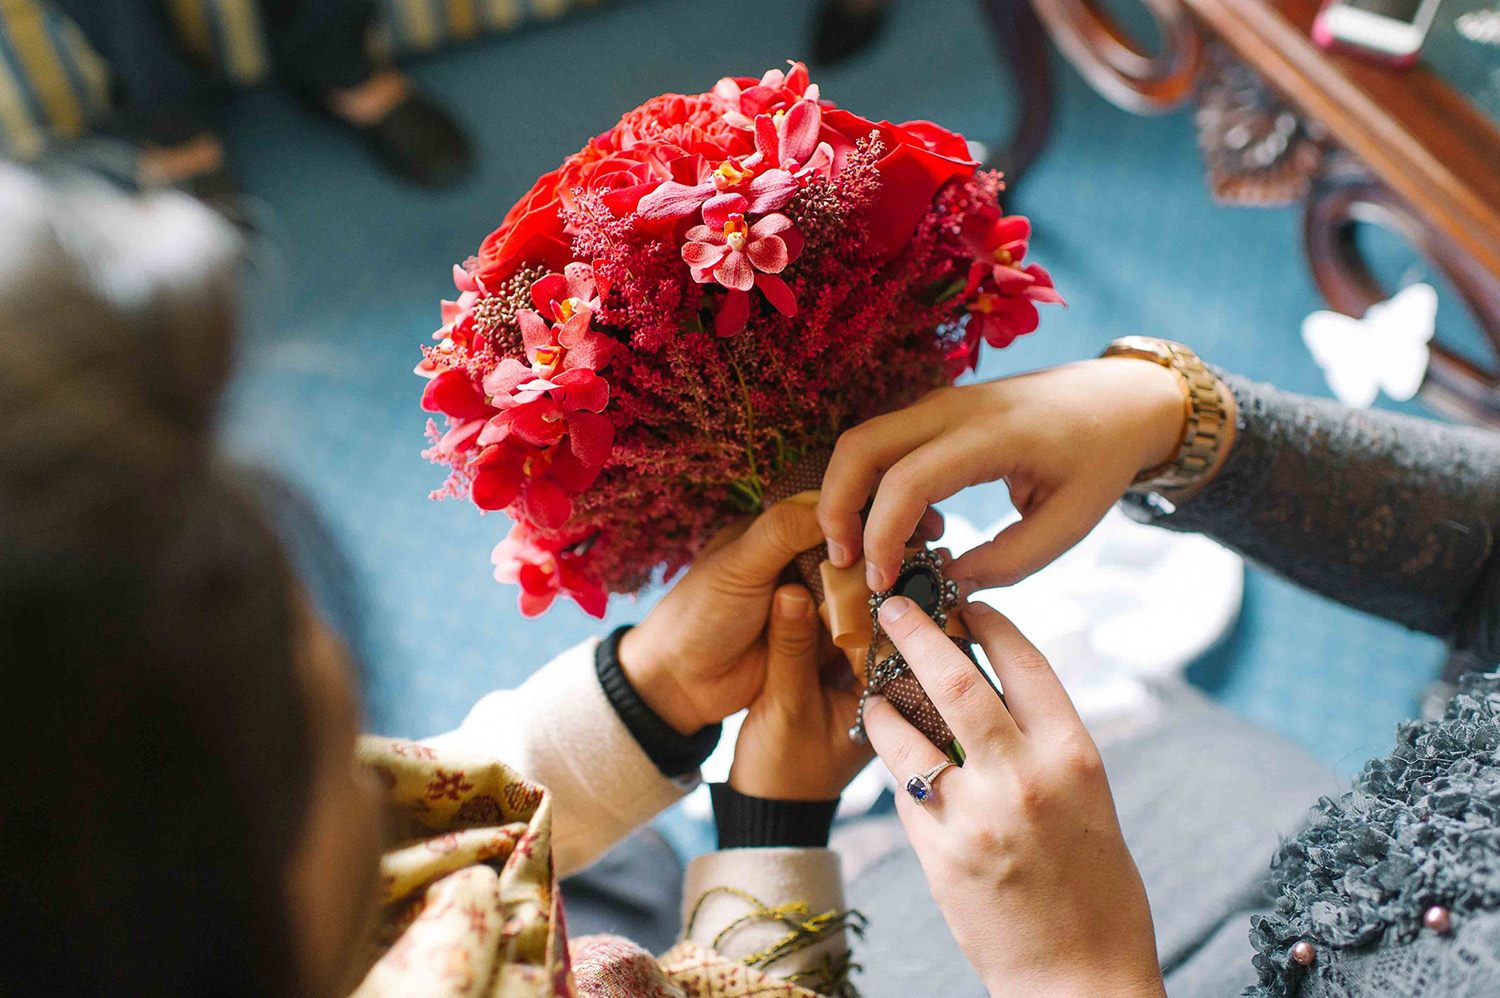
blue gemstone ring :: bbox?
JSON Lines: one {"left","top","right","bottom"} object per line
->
{"left": 905, "top": 760, "right": 955, "bottom": 806}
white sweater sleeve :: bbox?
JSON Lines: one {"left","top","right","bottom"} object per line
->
{"left": 682, "top": 847, "right": 851, "bottom": 987}
{"left": 425, "top": 638, "right": 692, "bottom": 878}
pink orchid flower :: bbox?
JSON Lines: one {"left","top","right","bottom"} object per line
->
{"left": 637, "top": 158, "right": 798, "bottom": 224}
{"left": 468, "top": 367, "right": 614, "bottom": 526}
{"left": 955, "top": 212, "right": 1065, "bottom": 348}
{"left": 417, "top": 264, "right": 488, "bottom": 378}
{"left": 958, "top": 265, "right": 1065, "bottom": 362}
{"left": 529, "top": 262, "right": 604, "bottom": 323}
{"left": 959, "top": 214, "right": 1064, "bottom": 301}
{"left": 637, "top": 99, "right": 831, "bottom": 224}
{"left": 711, "top": 61, "right": 821, "bottom": 129}
{"left": 419, "top": 367, "right": 495, "bottom": 461}
{"left": 682, "top": 198, "right": 803, "bottom": 336}
{"left": 503, "top": 302, "right": 613, "bottom": 382}
{"left": 965, "top": 282, "right": 1057, "bottom": 349}
{"left": 437, "top": 264, "right": 485, "bottom": 341}
{"left": 741, "top": 99, "right": 834, "bottom": 179}
{"left": 492, "top": 523, "right": 606, "bottom": 618}
{"left": 479, "top": 367, "right": 612, "bottom": 453}
{"left": 468, "top": 432, "right": 604, "bottom": 528}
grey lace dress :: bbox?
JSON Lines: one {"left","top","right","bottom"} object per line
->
{"left": 847, "top": 373, "right": 1500, "bottom": 998}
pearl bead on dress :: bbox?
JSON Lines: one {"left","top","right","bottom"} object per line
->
{"left": 1424, "top": 905, "right": 1452, "bottom": 934}
{"left": 1291, "top": 940, "right": 1317, "bottom": 966}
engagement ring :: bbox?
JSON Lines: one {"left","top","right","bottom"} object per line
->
{"left": 905, "top": 760, "right": 954, "bottom": 805}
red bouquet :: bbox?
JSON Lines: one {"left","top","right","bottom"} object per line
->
{"left": 417, "top": 62, "right": 1062, "bottom": 618}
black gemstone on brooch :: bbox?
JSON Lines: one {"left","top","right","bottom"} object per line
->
{"left": 894, "top": 562, "right": 942, "bottom": 615}
{"left": 851, "top": 549, "right": 964, "bottom": 745}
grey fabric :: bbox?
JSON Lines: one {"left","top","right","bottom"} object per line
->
{"left": 1247, "top": 674, "right": 1500, "bottom": 997}
{"left": 846, "top": 683, "right": 1338, "bottom": 998}
{"left": 1299, "top": 908, "right": 1500, "bottom": 997}
{"left": 1164, "top": 913, "right": 1265, "bottom": 998}
{"left": 847, "top": 841, "right": 988, "bottom": 997}
{"left": 1124, "top": 372, "right": 1500, "bottom": 664}
{"left": 1107, "top": 683, "right": 1341, "bottom": 976}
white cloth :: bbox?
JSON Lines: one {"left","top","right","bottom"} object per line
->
{"left": 684, "top": 847, "right": 850, "bottom": 977}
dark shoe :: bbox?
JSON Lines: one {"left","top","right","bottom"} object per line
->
{"left": 170, "top": 165, "right": 253, "bottom": 231}
{"left": 355, "top": 93, "right": 474, "bottom": 188}
{"left": 812, "top": 0, "right": 891, "bottom": 66}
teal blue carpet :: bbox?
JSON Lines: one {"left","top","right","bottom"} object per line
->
{"left": 219, "top": 0, "right": 1479, "bottom": 781}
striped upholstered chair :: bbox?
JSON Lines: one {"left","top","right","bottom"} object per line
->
{"left": 0, "top": 0, "right": 589, "bottom": 158}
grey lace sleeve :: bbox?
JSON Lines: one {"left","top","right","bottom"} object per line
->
{"left": 1122, "top": 373, "right": 1500, "bottom": 662}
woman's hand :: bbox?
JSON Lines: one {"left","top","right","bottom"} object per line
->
{"left": 864, "top": 596, "right": 1164, "bottom": 998}
{"left": 730, "top": 585, "right": 873, "bottom": 800}
{"left": 618, "top": 499, "right": 825, "bottom": 736}
{"left": 818, "top": 357, "right": 1228, "bottom": 594}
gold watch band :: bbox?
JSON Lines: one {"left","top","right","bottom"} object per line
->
{"left": 1100, "top": 336, "right": 1228, "bottom": 498}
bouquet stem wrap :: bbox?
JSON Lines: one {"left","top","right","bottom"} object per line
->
{"left": 763, "top": 452, "right": 964, "bottom": 757}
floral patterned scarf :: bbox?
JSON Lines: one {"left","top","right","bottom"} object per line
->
{"left": 350, "top": 737, "right": 819, "bottom": 998}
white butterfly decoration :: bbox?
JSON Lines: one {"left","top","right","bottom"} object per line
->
{"left": 1301, "top": 283, "right": 1437, "bottom": 408}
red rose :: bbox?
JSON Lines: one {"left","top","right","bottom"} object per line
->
{"left": 892, "top": 119, "right": 974, "bottom": 162}
{"left": 560, "top": 94, "right": 758, "bottom": 224}
{"left": 602, "top": 92, "right": 752, "bottom": 166}
{"left": 480, "top": 93, "right": 761, "bottom": 285}
{"left": 822, "top": 109, "right": 978, "bottom": 262}
{"left": 556, "top": 145, "right": 662, "bottom": 215}
{"left": 475, "top": 167, "right": 573, "bottom": 285}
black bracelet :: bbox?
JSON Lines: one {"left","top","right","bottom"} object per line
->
{"left": 595, "top": 625, "right": 721, "bottom": 780}
{"left": 711, "top": 783, "right": 840, "bottom": 849}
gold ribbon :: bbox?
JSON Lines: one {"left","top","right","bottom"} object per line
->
{"left": 816, "top": 554, "right": 969, "bottom": 684}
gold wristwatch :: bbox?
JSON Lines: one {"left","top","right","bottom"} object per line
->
{"left": 1100, "top": 336, "right": 1229, "bottom": 500}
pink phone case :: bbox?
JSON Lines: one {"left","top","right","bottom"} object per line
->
{"left": 1312, "top": 2, "right": 1422, "bottom": 68}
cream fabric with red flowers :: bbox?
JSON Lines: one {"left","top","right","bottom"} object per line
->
{"left": 351, "top": 736, "right": 821, "bottom": 998}
{"left": 424, "top": 639, "right": 688, "bottom": 876}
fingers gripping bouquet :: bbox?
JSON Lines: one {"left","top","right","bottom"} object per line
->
{"left": 416, "top": 62, "right": 1062, "bottom": 751}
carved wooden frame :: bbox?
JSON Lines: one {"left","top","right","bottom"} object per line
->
{"left": 1022, "top": 0, "right": 1500, "bottom": 424}
{"left": 1028, "top": 0, "right": 1202, "bottom": 112}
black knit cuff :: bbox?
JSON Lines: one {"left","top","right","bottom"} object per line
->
{"left": 711, "top": 783, "right": 839, "bottom": 849}
{"left": 596, "top": 625, "right": 721, "bottom": 780}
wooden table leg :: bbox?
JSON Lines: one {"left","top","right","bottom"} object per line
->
{"left": 977, "top": 0, "right": 1054, "bottom": 188}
